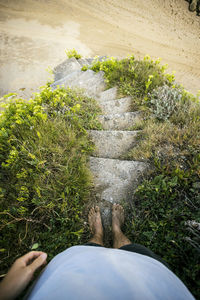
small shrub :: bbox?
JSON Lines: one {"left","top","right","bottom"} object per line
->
{"left": 81, "top": 65, "right": 88, "bottom": 71}
{"left": 0, "top": 85, "right": 101, "bottom": 274}
{"left": 89, "top": 55, "right": 173, "bottom": 101}
{"left": 124, "top": 172, "right": 200, "bottom": 298}
{"left": 148, "top": 85, "right": 182, "bottom": 120}
{"left": 65, "top": 49, "right": 82, "bottom": 59}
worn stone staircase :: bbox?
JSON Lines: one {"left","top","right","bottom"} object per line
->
{"left": 51, "top": 57, "right": 148, "bottom": 228}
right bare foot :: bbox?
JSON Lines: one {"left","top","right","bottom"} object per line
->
{"left": 112, "top": 204, "right": 131, "bottom": 248}
{"left": 112, "top": 204, "right": 125, "bottom": 233}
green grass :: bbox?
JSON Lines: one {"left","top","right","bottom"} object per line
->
{"left": 88, "top": 55, "right": 174, "bottom": 101}
{"left": 0, "top": 86, "right": 101, "bottom": 273}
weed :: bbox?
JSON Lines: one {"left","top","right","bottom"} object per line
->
{"left": 148, "top": 85, "right": 182, "bottom": 120}
{"left": 89, "top": 55, "right": 173, "bottom": 100}
{"left": 65, "top": 49, "right": 82, "bottom": 59}
{"left": 0, "top": 85, "right": 101, "bottom": 274}
{"left": 124, "top": 172, "right": 200, "bottom": 297}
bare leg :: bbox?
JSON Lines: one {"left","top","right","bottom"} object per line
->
{"left": 112, "top": 204, "right": 132, "bottom": 248}
{"left": 88, "top": 206, "right": 104, "bottom": 246}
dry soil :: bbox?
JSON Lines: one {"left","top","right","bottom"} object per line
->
{"left": 0, "top": 0, "right": 199, "bottom": 98}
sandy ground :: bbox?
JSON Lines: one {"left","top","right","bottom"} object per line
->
{"left": 0, "top": 0, "right": 199, "bottom": 99}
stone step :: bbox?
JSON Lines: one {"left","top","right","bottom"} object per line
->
{"left": 97, "top": 55, "right": 109, "bottom": 62}
{"left": 50, "top": 70, "right": 82, "bottom": 90}
{"left": 86, "top": 58, "right": 94, "bottom": 65}
{"left": 95, "top": 87, "right": 118, "bottom": 101}
{"left": 70, "top": 70, "right": 95, "bottom": 86}
{"left": 89, "top": 157, "right": 148, "bottom": 204}
{"left": 77, "top": 58, "right": 91, "bottom": 67}
{"left": 98, "top": 112, "right": 141, "bottom": 130}
{"left": 88, "top": 130, "right": 139, "bottom": 159}
{"left": 99, "top": 97, "right": 132, "bottom": 115}
{"left": 78, "top": 71, "right": 106, "bottom": 97}
{"left": 51, "top": 69, "right": 106, "bottom": 97}
{"left": 53, "top": 57, "right": 81, "bottom": 81}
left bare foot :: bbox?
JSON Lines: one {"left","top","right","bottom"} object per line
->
{"left": 88, "top": 206, "right": 104, "bottom": 245}
{"left": 88, "top": 206, "right": 103, "bottom": 236}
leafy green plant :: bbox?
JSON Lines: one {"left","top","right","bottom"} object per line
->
{"left": 65, "top": 49, "right": 82, "bottom": 59}
{"left": 0, "top": 85, "right": 101, "bottom": 274}
{"left": 124, "top": 172, "right": 200, "bottom": 298}
{"left": 89, "top": 55, "right": 173, "bottom": 101}
{"left": 148, "top": 85, "right": 182, "bottom": 120}
{"left": 81, "top": 65, "right": 88, "bottom": 71}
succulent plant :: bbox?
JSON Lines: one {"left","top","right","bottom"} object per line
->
{"left": 149, "top": 85, "right": 182, "bottom": 120}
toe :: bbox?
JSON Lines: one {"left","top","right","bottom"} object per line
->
{"left": 95, "top": 206, "right": 100, "bottom": 213}
{"left": 114, "top": 203, "right": 117, "bottom": 210}
{"left": 89, "top": 207, "right": 94, "bottom": 216}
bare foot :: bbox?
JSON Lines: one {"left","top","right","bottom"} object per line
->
{"left": 112, "top": 204, "right": 131, "bottom": 248}
{"left": 112, "top": 203, "right": 125, "bottom": 233}
{"left": 88, "top": 206, "right": 104, "bottom": 246}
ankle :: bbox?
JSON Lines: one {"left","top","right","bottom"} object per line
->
{"left": 112, "top": 230, "right": 131, "bottom": 249}
{"left": 89, "top": 233, "right": 103, "bottom": 244}
{"left": 112, "top": 225, "right": 122, "bottom": 235}
{"left": 94, "top": 232, "right": 103, "bottom": 239}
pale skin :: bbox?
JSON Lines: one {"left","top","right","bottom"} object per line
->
{"left": 0, "top": 251, "right": 47, "bottom": 300}
{"left": 0, "top": 204, "right": 130, "bottom": 300}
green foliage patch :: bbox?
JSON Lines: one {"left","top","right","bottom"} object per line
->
{"left": 88, "top": 55, "right": 174, "bottom": 101}
{"left": 124, "top": 172, "right": 200, "bottom": 297}
{"left": 0, "top": 86, "right": 101, "bottom": 273}
{"left": 65, "top": 49, "right": 82, "bottom": 59}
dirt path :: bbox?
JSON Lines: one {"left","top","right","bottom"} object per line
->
{"left": 0, "top": 0, "right": 199, "bottom": 98}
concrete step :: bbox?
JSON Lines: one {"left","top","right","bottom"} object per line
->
{"left": 97, "top": 55, "right": 109, "bottom": 62}
{"left": 88, "top": 130, "right": 139, "bottom": 159}
{"left": 50, "top": 70, "right": 82, "bottom": 90}
{"left": 98, "top": 112, "right": 141, "bottom": 130}
{"left": 77, "top": 58, "right": 91, "bottom": 67}
{"left": 51, "top": 70, "right": 95, "bottom": 90}
{"left": 95, "top": 87, "right": 118, "bottom": 101}
{"left": 51, "top": 69, "right": 106, "bottom": 97}
{"left": 89, "top": 157, "right": 148, "bottom": 204}
{"left": 86, "top": 58, "right": 94, "bottom": 65}
{"left": 70, "top": 70, "right": 95, "bottom": 86}
{"left": 99, "top": 97, "right": 132, "bottom": 115}
{"left": 79, "top": 71, "right": 106, "bottom": 97}
{"left": 53, "top": 57, "right": 81, "bottom": 81}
